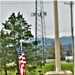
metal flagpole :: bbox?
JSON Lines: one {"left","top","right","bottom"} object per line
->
{"left": 20, "top": 40, "right": 23, "bottom": 51}
{"left": 19, "top": 39, "right": 26, "bottom": 75}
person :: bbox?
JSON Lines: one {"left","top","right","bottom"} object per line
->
{"left": 38, "top": 70, "right": 43, "bottom": 75}
{"left": 16, "top": 72, "right": 19, "bottom": 75}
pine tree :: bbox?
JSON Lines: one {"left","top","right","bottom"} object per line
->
{"left": 2, "top": 12, "right": 33, "bottom": 72}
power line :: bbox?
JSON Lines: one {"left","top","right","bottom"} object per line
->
{"left": 1, "top": 1, "right": 53, "bottom": 4}
{"left": 59, "top": 7, "right": 69, "bottom": 23}
{"left": 1, "top": 1, "right": 67, "bottom": 5}
{"left": 46, "top": 29, "right": 71, "bottom": 37}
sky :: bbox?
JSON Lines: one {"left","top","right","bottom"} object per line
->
{"left": 0, "top": 0, "right": 75, "bottom": 38}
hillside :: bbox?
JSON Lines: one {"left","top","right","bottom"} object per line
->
{"left": 59, "top": 36, "right": 72, "bottom": 45}
{"left": 41, "top": 36, "right": 72, "bottom": 46}
{"left": 24, "top": 36, "right": 72, "bottom": 46}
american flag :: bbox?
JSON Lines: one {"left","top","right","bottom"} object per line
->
{"left": 18, "top": 45, "right": 26, "bottom": 75}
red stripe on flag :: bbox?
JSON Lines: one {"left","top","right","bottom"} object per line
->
{"left": 19, "top": 53, "right": 26, "bottom": 75}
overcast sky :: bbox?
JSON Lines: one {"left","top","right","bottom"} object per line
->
{"left": 0, "top": 0, "right": 75, "bottom": 38}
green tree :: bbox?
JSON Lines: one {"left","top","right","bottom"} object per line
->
{"left": 0, "top": 29, "right": 11, "bottom": 75}
{"left": 2, "top": 12, "right": 33, "bottom": 72}
{"left": 47, "top": 41, "right": 65, "bottom": 60}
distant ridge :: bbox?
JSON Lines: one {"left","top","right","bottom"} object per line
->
{"left": 45, "top": 36, "right": 72, "bottom": 46}
{"left": 59, "top": 36, "right": 72, "bottom": 45}
{"left": 39, "top": 36, "right": 72, "bottom": 46}
{"left": 25, "top": 36, "right": 72, "bottom": 46}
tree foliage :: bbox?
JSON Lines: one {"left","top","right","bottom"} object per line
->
{"left": 47, "top": 41, "right": 65, "bottom": 60}
{"left": 1, "top": 12, "right": 44, "bottom": 74}
{"left": 1, "top": 12, "right": 34, "bottom": 73}
{"left": 2, "top": 12, "right": 33, "bottom": 41}
{"left": 0, "top": 29, "right": 11, "bottom": 75}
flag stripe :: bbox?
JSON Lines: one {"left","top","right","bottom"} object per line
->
{"left": 18, "top": 45, "right": 26, "bottom": 75}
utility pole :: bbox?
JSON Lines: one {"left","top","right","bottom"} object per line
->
{"left": 34, "top": 0, "right": 38, "bottom": 60}
{"left": 31, "top": 0, "right": 47, "bottom": 65}
{"left": 64, "top": 1, "right": 74, "bottom": 74}
{"left": 35, "top": 0, "right": 37, "bottom": 49}
{"left": 54, "top": 0, "right": 61, "bottom": 71}
{"left": 40, "top": 1, "right": 47, "bottom": 64}
{"left": 31, "top": 0, "right": 37, "bottom": 64}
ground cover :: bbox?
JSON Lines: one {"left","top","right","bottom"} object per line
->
{"left": 0, "top": 61, "right": 73, "bottom": 75}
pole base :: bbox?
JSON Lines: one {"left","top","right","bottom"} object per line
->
{"left": 45, "top": 71, "right": 72, "bottom": 75}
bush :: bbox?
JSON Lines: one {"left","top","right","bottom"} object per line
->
{"left": 26, "top": 65, "right": 37, "bottom": 71}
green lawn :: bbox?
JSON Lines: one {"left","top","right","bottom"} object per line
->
{"left": 38, "top": 61, "right": 73, "bottom": 75}
{"left": 43, "top": 61, "right": 73, "bottom": 74}
{"left": 0, "top": 61, "right": 73, "bottom": 75}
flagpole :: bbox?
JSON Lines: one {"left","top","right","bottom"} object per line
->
{"left": 54, "top": 0, "right": 61, "bottom": 71}
{"left": 20, "top": 40, "right": 23, "bottom": 51}
{"left": 19, "top": 39, "right": 26, "bottom": 75}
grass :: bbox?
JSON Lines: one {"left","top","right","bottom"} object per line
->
{"left": 0, "top": 61, "right": 73, "bottom": 75}
{"left": 61, "top": 62, "right": 73, "bottom": 75}
{"left": 40, "top": 61, "right": 73, "bottom": 75}
{"left": 35, "top": 61, "right": 73, "bottom": 75}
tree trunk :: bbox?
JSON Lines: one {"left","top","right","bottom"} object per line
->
{"left": 3, "top": 48, "right": 7, "bottom": 75}
{"left": 4, "top": 61, "right": 7, "bottom": 75}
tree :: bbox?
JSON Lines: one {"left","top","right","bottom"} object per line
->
{"left": 2, "top": 12, "right": 33, "bottom": 72}
{"left": 2, "top": 12, "right": 33, "bottom": 40}
{"left": 0, "top": 29, "right": 11, "bottom": 75}
{"left": 47, "top": 41, "right": 65, "bottom": 60}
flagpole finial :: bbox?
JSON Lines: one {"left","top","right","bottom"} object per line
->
{"left": 20, "top": 39, "right": 24, "bottom": 43}
{"left": 20, "top": 39, "right": 24, "bottom": 51}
